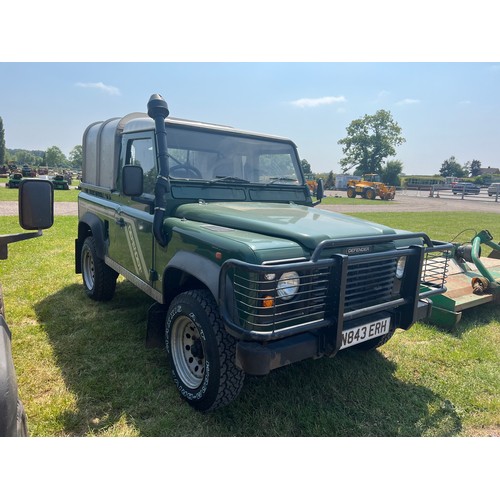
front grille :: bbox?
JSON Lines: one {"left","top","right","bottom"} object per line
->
{"left": 344, "top": 258, "right": 397, "bottom": 312}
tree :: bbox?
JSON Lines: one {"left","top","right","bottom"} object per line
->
{"left": 69, "top": 145, "right": 83, "bottom": 169}
{"left": 439, "top": 156, "right": 466, "bottom": 178}
{"left": 0, "top": 116, "right": 5, "bottom": 165}
{"left": 325, "top": 170, "right": 335, "bottom": 189}
{"left": 380, "top": 160, "right": 403, "bottom": 186}
{"left": 45, "top": 146, "right": 67, "bottom": 168}
{"left": 338, "top": 109, "right": 405, "bottom": 176}
{"left": 468, "top": 159, "right": 481, "bottom": 177}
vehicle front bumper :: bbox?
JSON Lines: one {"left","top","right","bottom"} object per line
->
{"left": 234, "top": 298, "right": 432, "bottom": 375}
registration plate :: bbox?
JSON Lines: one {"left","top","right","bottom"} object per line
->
{"left": 340, "top": 317, "right": 391, "bottom": 350}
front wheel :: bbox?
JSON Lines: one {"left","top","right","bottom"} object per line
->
{"left": 16, "top": 399, "right": 28, "bottom": 436}
{"left": 347, "top": 187, "right": 356, "bottom": 198}
{"left": 365, "top": 188, "right": 376, "bottom": 200}
{"left": 165, "top": 289, "right": 245, "bottom": 412}
{"left": 81, "top": 236, "right": 118, "bottom": 301}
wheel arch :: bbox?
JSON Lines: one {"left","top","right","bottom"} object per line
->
{"left": 163, "top": 251, "right": 221, "bottom": 307}
{"left": 76, "top": 213, "right": 108, "bottom": 273}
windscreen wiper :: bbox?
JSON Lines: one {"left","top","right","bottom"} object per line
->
{"left": 267, "top": 177, "right": 298, "bottom": 185}
{"left": 209, "top": 176, "right": 250, "bottom": 184}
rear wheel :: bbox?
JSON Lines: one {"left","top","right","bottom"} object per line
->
{"left": 81, "top": 236, "right": 118, "bottom": 301}
{"left": 165, "top": 289, "right": 245, "bottom": 412}
{"left": 347, "top": 187, "right": 356, "bottom": 198}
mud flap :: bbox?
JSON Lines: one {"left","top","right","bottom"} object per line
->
{"left": 146, "top": 302, "right": 168, "bottom": 348}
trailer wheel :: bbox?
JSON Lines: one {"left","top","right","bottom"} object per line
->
{"left": 165, "top": 289, "right": 245, "bottom": 412}
{"left": 347, "top": 187, "right": 356, "bottom": 198}
{"left": 81, "top": 236, "right": 118, "bottom": 301}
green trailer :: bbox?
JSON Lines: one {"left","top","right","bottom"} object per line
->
{"left": 422, "top": 230, "right": 500, "bottom": 328}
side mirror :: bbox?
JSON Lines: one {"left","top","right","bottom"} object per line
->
{"left": 315, "top": 179, "right": 325, "bottom": 204}
{"left": 122, "top": 165, "right": 144, "bottom": 196}
{"left": 19, "top": 179, "right": 54, "bottom": 230}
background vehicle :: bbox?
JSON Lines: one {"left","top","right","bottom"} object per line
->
{"left": 6, "top": 172, "right": 23, "bottom": 189}
{"left": 452, "top": 182, "right": 480, "bottom": 195}
{"left": 487, "top": 183, "right": 500, "bottom": 197}
{"left": 346, "top": 174, "right": 396, "bottom": 200}
{"left": 75, "top": 94, "right": 450, "bottom": 411}
{"left": 21, "top": 165, "right": 35, "bottom": 178}
{"left": 1, "top": 179, "right": 54, "bottom": 436}
{"left": 51, "top": 174, "right": 69, "bottom": 190}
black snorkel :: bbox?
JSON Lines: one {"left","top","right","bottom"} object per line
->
{"left": 147, "top": 94, "right": 171, "bottom": 247}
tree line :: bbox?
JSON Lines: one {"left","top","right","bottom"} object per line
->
{"left": 0, "top": 115, "right": 82, "bottom": 169}
{"left": 2, "top": 145, "right": 83, "bottom": 169}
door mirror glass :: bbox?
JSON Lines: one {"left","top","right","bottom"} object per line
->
{"left": 316, "top": 178, "right": 325, "bottom": 201}
{"left": 122, "top": 165, "right": 144, "bottom": 196}
{"left": 19, "top": 179, "right": 54, "bottom": 230}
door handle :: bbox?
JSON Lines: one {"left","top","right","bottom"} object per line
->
{"left": 115, "top": 217, "right": 125, "bottom": 227}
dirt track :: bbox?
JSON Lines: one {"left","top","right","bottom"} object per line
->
{"left": 1, "top": 189, "right": 500, "bottom": 216}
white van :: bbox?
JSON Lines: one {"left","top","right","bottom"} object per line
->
{"left": 487, "top": 183, "right": 500, "bottom": 196}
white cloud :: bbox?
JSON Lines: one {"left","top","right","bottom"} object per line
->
{"left": 290, "top": 96, "right": 346, "bottom": 108}
{"left": 459, "top": 100, "right": 471, "bottom": 105}
{"left": 396, "top": 98, "right": 420, "bottom": 106}
{"left": 76, "top": 82, "right": 121, "bottom": 96}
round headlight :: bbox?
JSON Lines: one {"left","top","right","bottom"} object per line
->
{"left": 277, "top": 271, "right": 300, "bottom": 300}
{"left": 396, "top": 256, "right": 407, "bottom": 279}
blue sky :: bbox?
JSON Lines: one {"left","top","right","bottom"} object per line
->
{"left": 2, "top": 2, "right": 499, "bottom": 176}
{"left": 1, "top": 62, "right": 499, "bottom": 175}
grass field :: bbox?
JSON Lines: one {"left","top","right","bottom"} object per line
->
{"left": 0, "top": 180, "right": 79, "bottom": 202}
{"left": 1, "top": 212, "right": 499, "bottom": 437}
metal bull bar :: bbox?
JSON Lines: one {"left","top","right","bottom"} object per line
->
{"left": 219, "top": 233, "right": 453, "bottom": 343}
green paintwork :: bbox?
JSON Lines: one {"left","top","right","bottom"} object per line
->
{"left": 174, "top": 202, "right": 399, "bottom": 251}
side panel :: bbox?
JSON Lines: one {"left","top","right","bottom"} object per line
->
{"left": 108, "top": 202, "right": 154, "bottom": 284}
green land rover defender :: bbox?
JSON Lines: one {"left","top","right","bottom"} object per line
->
{"left": 75, "top": 94, "right": 451, "bottom": 411}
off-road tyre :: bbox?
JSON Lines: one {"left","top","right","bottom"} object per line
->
{"left": 354, "top": 328, "right": 395, "bottom": 351}
{"left": 165, "top": 289, "right": 245, "bottom": 412}
{"left": 365, "top": 188, "right": 376, "bottom": 200}
{"left": 346, "top": 187, "right": 356, "bottom": 198}
{"left": 0, "top": 283, "right": 4, "bottom": 318}
{"left": 16, "top": 398, "right": 28, "bottom": 436}
{"left": 81, "top": 236, "right": 118, "bottom": 301}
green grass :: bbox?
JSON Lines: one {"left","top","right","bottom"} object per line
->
{"left": 0, "top": 183, "right": 79, "bottom": 202}
{"left": 1, "top": 212, "right": 499, "bottom": 436}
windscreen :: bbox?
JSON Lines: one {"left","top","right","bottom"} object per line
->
{"left": 165, "top": 125, "right": 303, "bottom": 185}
